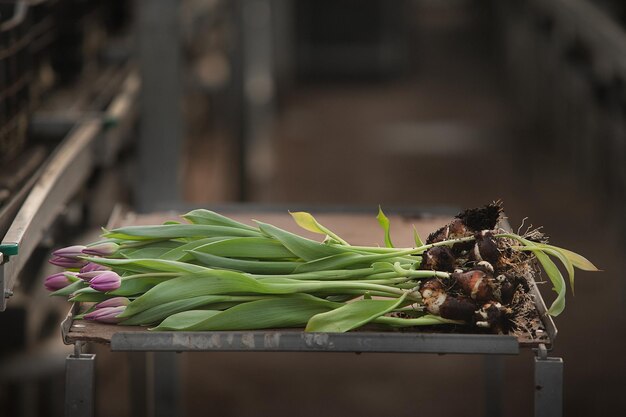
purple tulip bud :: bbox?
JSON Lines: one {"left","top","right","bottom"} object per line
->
{"left": 89, "top": 271, "right": 121, "bottom": 292}
{"left": 44, "top": 272, "right": 74, "bottom": 291}
{"left": 53, "top": 245, "right": 87, "bottom": 258}
{"left": 80, "top": 262, "right": 110, "bottom": 274}
{"left": 84, "top": 306, "right": 126, "bottom": 323}
{"left": 49, "top": 256, "right": 88, "bottom": 269}
{"left": 95, "top": 297, "right": 130, "bottom": 309}
{"left": 82, "top": 242, "right": 119, "bottom": 257}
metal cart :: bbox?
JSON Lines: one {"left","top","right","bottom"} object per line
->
{"left": 60, "top": 209, "right": 563, "bottom": 417}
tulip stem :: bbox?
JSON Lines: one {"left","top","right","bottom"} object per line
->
{"left": 121, "top": 272, "right": 181, "bottom": 280}
{"left": 336, "top": 236, "right": 477, "bottom": 256}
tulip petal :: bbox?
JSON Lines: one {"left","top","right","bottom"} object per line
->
{"left": 89, "top": 271, "right": 122, "bottom": 292}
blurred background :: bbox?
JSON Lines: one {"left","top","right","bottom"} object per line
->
{"left": 1, "top": 0, "right": 625, "bottom": 416}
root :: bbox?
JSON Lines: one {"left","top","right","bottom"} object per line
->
{"left": 410, "top": 203, "right": 549, "bottom": 336}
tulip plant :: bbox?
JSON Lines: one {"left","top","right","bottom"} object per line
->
{"left": 46, "top": 204, "right": 598, "bottom": 334}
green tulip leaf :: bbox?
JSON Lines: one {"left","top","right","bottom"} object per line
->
{"left": 158, "top": 237, "right": 233, "bottom": 261}
{"left": 256, "top": 221, "right": 345, "bottom": 261}
{"left": 294, "top": 253, "right": 371, "bottom": 273}
{"left": 119, "top": 241, "right": 183, "bottom": 259}
{"left": 192, "top": 237, "right": 296, "bottom": 260}
{"left": 104, "top": 224, "right": 261, "bottom": 240}
{"left": 518, "top": 245, "right": 576, "bottom": 295}
{"left": 539, "top": 244, "right": 600, "bottom": 271}
{"left": 121, "top": 295, "right": 263, "bottom": 326}
{"left": 80, "top": 257, "right": 210, "bottom": 274}
{"left": 153, "top": 294, "right": 339, "bottom": 331}
{"left": 188, "top": 250, "right": 302, "bottom": 274}
{"left": 183, "top": 209, "right": 260, "bottom": 232}
{"left": 413, "top": 225, "right": 425, "bottom": 247}
{"left": 70, "top": 292, "right": 116, "bottom": 303}
{"left": 306, "top": 293, "right": 406, "bottom": 332}
{"left": 50, "top": 280, "right": 87, "bottom": 297}
{"left": 289, "top": 211, "right": 348, "bottom": 245}
{"left": 376, "top": 206, "right": 394, "bottom": 248}
{"left": 119, "top": 271, "right": 274, "bottom": 317}
{"left": 374, "top": 315, "right": 464, "bottom": 327}
{"left": 532, "top": 249, "right": 566, "bottom": 316}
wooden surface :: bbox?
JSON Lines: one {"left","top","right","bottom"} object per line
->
{"left": 66, "top": 319, "right": 145, "bottom": 345}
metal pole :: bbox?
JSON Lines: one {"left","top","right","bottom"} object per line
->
{"left": 534, "top": 345, "right": 563, "bottom": 417}
{"left": 129, "top": 352, "right": 148, "bottom": 417}
{"left": 484, "top": 356, "right": 504, "bottom": 417}
{"left": 149, "top": 352, "right": 180, "bottom": 417}
{"left": 234, "top": 0, "right": 276, "bottom": 201}
{"left": 64, "top": 351, "right": 95, "bottom": 417}
{"left": 231, "top": 0, "right": 248, "bottom": 201}
{"left": 136, "top": 0, "right": 183, "bottom": 211}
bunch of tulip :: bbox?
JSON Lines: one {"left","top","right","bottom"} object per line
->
{"left": 45, "top": 207, "right": 597, "bottom": 332}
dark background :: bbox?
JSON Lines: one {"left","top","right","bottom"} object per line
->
{"left": 1, "top": 0, "right": 625, "bottom": 416}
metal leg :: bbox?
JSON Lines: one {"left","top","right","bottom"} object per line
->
{"left": 65, "top": 344, "right": 95, "bottom": 417}
{"left": 129, "top": 352, "right": 148, "bottom": 417}
{"left": 147, "top": 352, "right": 180, "bottom": 417}
{"left": 484, "top": 356, "right": 504, "bottom": 417}
{"left": 534, "top": 344, "right": 563, "bottom": 417}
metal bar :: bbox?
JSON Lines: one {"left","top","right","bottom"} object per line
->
{"left": 65, "top": 353, "right": 96, "bottom": 417}
{"left": 100, "top": 73, "right": 140, "bottom": 166}
{"left": 29, "top": 113, "right": 95, "bottom": 138}
{"left": 136, "top": 0, "right": 183, "bottom": 212}
{"left": 0, "top": 120, "right": 102, "bottom": 311}
{"left": 152, "top": 352, "right": 180, "bottom": 417}
{"left": 28, "top": 71, "right": 141, "bottom": 154}
{"left": 528, "top": 275, "right": 558, "bottom": 345}
{"left": 129, "top": 352, "right": 148, "bottom": 417}
{"left": 103, "top": 73, "right": 140, "bottom": 126}
{"left": 111, "top": 331, "right": 520, "bottom": 354}
{"left": 484, "top": 356, "right": 504, "bottom": 417}
{"left": 61, "top": 304, "right": 80, "bottom": 345}
{"left": 534, "top": 355, "right": 563, "bottom": 417}
{"left": 0, "top": 164, "right": 46, "bottom": 240}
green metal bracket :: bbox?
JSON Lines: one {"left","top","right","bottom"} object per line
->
{"left": 0, "top": 243, "right": 19, "bottom": 257}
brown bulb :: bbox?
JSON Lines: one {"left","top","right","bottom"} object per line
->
{"left": 448, "top": 219, "right": 468, "bottom": 235}
{"left": 439, "top": 296, "right": 477, "bottom": 321}
{"left": 420, "top": 246, "right": 456, "bottom": 272}
{"left": 469, "top": 230, "right": 500, "bottom": 265}
{"left": 452, "top": 269, "right": 499, "bottom": 302}
{"left": 499, "top": 276, "right": 520, "bottom": 304}
{"left": 474, "top": 302, "right": 505, "bottom": 332}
